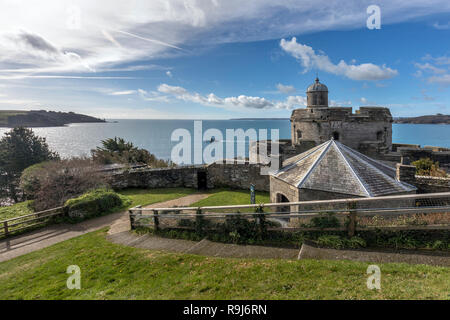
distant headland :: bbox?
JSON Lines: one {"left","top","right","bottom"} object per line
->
{"left": 0, "top": 110, "right": 106, "bottom": 128}
{"left": 394, "top": 114, "right": 450, "bottom": 124}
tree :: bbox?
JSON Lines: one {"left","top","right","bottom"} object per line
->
{"left": 0, "top": 127, "right": 59, "bottom": 202}
{"left": 91, "top": 137, "right": 172, "bottom": 167}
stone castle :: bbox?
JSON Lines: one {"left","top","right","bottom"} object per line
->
{"left": 251, "top": 77, "right": 394, "bottom": 162}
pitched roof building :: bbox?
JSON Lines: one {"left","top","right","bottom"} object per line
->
{"left": 270, "top": 139, "right": 416, "bottom": 203}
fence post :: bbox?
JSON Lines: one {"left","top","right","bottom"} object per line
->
{"left": 347, "top": 201, "right": 357, "bottom": 237}
{"left": 153, "top": 210, "right": 160, "bottom": 231}
{"left": 255, "top": 205, "right": 264, "bottom": 235}
{"left": 129, "top": 205, "right": 141, "bottom": 230}
{"left": 3, "top": 221, "right": 8, "bottom": 237}
{"left": 195, "top": 208, "right": 203, "bottom": 234}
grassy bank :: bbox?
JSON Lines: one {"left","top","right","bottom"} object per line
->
{"left": 117, "top": 188, "right": 196, "bottom": 208}
{"left": 0, "top": 201, "right": 34, "bottom": 220}
{"left": 0, "top": 229, "right": 448, "bottom": 299}
{"left": 191, "top": 189, "right": 270, "bottom": 208}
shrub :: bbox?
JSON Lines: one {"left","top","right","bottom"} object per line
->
{"left": 412, "top": 158, "right": 447, "bottom": 177}
{"left": 65, "top": 188, "right": 129, "bottom": 221}
{"left": 20, "top": 158, "right": 108, "bottom": 211}
{"left": 317, "top": 235, "right": 366, "bottom": 249}
{"left": 309, "top": 212, "right": 341, "bottom": 228}
{"left": 317, "top": 235, "right": 345, "bottom": 249}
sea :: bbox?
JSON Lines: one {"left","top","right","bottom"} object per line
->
{"left": 1, "top": 119, "right": 449, "bottom": 162}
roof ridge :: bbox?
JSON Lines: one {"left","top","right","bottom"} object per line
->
{"left": 272, "top": 141, "right": 328, "bottom": 175}
{"left": 297, "top": 140, "right": 333, "bottom": 188}
{"left": 333, "top": 141, "right": 372, "bottom": 197}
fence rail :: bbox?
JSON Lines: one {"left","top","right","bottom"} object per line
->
{"left": 0, "top": 207, "right": 65, "bottom": 237}
{"left": 129, "top": 192, "right": 450, "bottom": 235}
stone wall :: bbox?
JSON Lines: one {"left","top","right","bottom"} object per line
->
{"left": 110, "top": 162, "right": 270, "bottom": 192}
{"left": 207, "top": 161, "right": 270, "bottom": 191}
{"left": 109, "top": 166, "right": 207, "bottom": 190}
{"left": 415, "top": 176, "right": 450, "bottom": 193}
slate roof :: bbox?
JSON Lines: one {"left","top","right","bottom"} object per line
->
{"left": 272, "top": 140, "right": 417, "bottom": 197}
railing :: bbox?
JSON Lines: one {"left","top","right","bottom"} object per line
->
{"left": 0, "top": 207, "right": 65, "bottom": 237}
{"left": 129, "top": 192, "right": 450, "bottom": 235}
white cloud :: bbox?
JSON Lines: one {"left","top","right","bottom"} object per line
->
{"left": 280, "top": 37, "right": 398, "bottom": 81}
{"left": 276, "top": 83, "right": 296, "bottom": 94}
{"left": 432, "top": 21, "right": 450, "bottom": 30}
{"left": 360, "top": 97, "right": 368, "bottom": 104}
{"left": 428, "top": 74, "right": 450, "bottom": 86}
{"left": 166, "top": 70, "right": 173, "bottom": 78}
{"left": 157, "top": 83, "right": 306, "bottom": 110}
{"left": 415, "top": 54, "right": 450, "bottom": 86}
{"left": 109, "top": 90, "right": 137, "bottom": 95}
{"left": 414, "top": 62, "right": 446, "bottom": 74}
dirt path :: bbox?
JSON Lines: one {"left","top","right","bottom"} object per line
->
{"left": 0, "top": 193, "right": 209, "bottom": 263}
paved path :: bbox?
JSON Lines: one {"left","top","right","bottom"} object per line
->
{"left": 0, "top": 193, "right": 209, "bottom": 263}
{"left": 107, "top": 232, "right": 299, "bottom": 259}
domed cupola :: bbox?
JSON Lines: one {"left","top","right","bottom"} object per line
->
{"left": 306, "top": 77, "right": 328, "bottom": 108}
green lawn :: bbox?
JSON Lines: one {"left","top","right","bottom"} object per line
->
{"left": 0, "top": 201, "right": 34, "bottom": 220}
{"left": 0, "top": 229, "right": 448, "bottom": 299}
{"left": 117, "top": 188, "right": 196, "bottom": 208}
{"left": 191, "top": 189, "right": 270, "bottom": 207}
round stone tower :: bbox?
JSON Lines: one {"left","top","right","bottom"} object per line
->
{"left": 306, "top": 77, "right": 328, "bottom": 108}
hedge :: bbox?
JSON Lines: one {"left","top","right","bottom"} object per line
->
{"left": 65, "top": 189, "right": 129, "bottom": 220}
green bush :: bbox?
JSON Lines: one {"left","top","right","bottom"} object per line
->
{"left": 65, "top": 188, "right": 130, "bottom": 221}
{"left": 317, "top": 235, "right": 345, "bottom": 249}
{"left": 309, "top": 212, "right": 341, "bottom": 228}
{"left": 317, "top": 235, "right": 367, "bottom": 249}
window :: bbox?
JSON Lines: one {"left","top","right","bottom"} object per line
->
{"left": 376, "top": 131, "right": 383, "bottom": 140}
{"left": 297, "top": 130, "right": 302, "bottom": 139}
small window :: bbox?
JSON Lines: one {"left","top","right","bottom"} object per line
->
{"left": 376, "top": 131, "right": 383, "bottom": 140}
{"left": 297, "top": 130, "right": 302, "bottom": 139}
{"left": 332, "top": 132, "right": 340, "bottom": 140}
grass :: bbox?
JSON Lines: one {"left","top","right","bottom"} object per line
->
{"left": 0, "top": 201, "right": 34, "bottom": 220}
{"left": 191, "top": 189, "right": 270, "bottom": 208}
{"left": 117, "top": 188, "right": 196, "bottom": 208}
{"left": 0, "top": 229, "right": 448, "bottom": 300}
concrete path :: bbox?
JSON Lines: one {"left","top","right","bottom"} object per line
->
{"left": 299, "top": 241, "right": 450, "bottom": 267}
{"left": 0, "top": 192, "right": 209, "bottom": 263}
{"left": 107, "top": 231, "right": 299, "bottom": 259}
{"left": 107, "top": 193, "right": 209, "bottom": 235}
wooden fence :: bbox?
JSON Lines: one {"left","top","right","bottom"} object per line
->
{"left": 129, "top": 192, "right": 450, "bottom": 236}
{"left": 0, "top": 206, "right": 65, "bottom": 237}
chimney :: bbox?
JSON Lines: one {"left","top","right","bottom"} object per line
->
{"left": 396, "top": 163, "right": 416, "bottom": 185}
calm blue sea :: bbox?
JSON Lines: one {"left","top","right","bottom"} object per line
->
{"left": 0, "top": 120, "right": 449, "bottom": 161}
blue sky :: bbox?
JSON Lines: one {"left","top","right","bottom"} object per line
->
{"left": 0, "top": 0, "right": 449, "bottom": 119}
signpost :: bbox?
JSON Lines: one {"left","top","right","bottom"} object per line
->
{"left": 250, "top": 184, "right": 255, "bottom": 204}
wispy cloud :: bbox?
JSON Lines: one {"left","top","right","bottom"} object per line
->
{"left": 276, "top": 83, "right": 296, "bottom": 94}
{"left": 0, "top": 0, "right": 449, "bottom": 77}
{"left": 280, "top": 37, "right": 398, "bottom": 81}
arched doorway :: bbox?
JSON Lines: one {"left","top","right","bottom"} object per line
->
{"left": 332, "top": 131, "right": 340, "bottom": 141}
{"left": 276, "top": 193, "right": 290, "bottom": 213}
